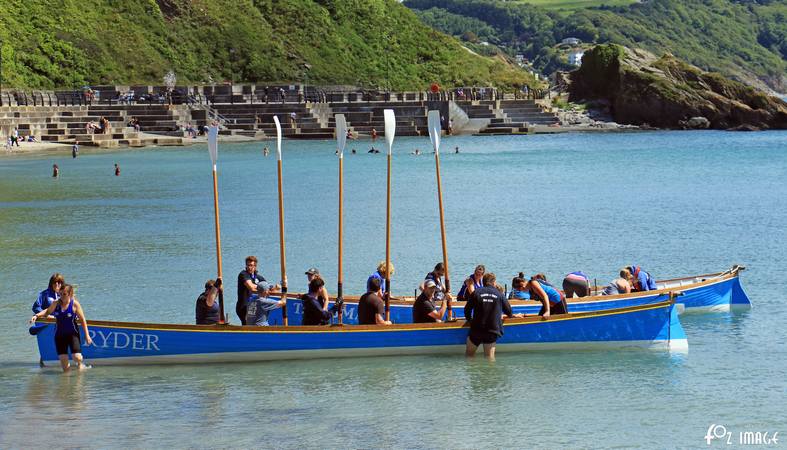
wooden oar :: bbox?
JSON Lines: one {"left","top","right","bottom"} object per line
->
{"left": 207, "top": 125, "right": 225, "bottom": 323}
{"left": 427, "top": 110, "right": 452, "bottom": 320}
{"left": 383, "top": 109, "right": 396, "bottom": 321}
{"left": 335, "top": 114, "right": 348, "bottom": 325}
{"left": 273, "top": 116, "right": 288, "bottom": 326}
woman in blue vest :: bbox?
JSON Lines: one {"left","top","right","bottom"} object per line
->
{"left": 33, "top": 273, "right": 64, "bottom": 314}
{"left": 457, "top": 265, "right": 485, "bottom": 301}
{"left": 528, "top": 276, "right": 568, "bottom": 318}
{"left": 30, "top": 284, "right": 93, "bottom": 372}
{"left": 508, "top": 275, "right": 531, "bottom": 300}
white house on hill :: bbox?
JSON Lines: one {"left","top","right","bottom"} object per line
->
{"left": 568, "top": 51, "right": 585, "bottom": 66}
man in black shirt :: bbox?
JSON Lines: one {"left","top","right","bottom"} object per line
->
{"left": 301, "top": 277, "right": 336, "bottom": 325}
{"left": 464, "top": 272, "right": 523, "bottom": 359}
{"left": 358, "top": 277, "right": 391, "bottom": 325}
{"left": 195, "top": 279, "right": 220, "bottom": 325}
{"left": 413, "top": 280, "right": 448, "bottom": 323}
{"left": 237, "top": 256, "right": 280, "bottom": 325}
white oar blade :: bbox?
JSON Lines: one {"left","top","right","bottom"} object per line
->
{"left": 427, "top": 110, "right": 441, "bottom": 154}
{"left": 383, "top": 109, "right": 396, "bottom": 155}
{"left": 208, "top": 126, "right": 219, "bottom": 165}
{"left": 273, "top": 116, "right": 283, "bottom": 160}
{"left": 335, "top": 114, "right": 347, "bottom": 157}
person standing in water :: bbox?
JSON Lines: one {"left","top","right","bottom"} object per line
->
{"left": 114, "top": 164, "right": 120, "bottom": 176}
{"left": 72, "top": 144, "right": 79, "bottom": 158}
{"left": 30, "top": 283, "right": 93, "bottom": 372}
{"left": 52, "top": 164, "right": 59, "bottom": 178}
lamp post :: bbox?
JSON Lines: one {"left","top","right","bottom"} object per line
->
{"left": 229, "top": 48, "right": 236, "bottom": 86}
{"left": 303, "top": 63, "right": 311, "bottom": 103}
{"left": 0, "top": 39, "right": 4, "bottom": 107}
{"left": 164, "top": 70, "right": 176, "bottom": 106}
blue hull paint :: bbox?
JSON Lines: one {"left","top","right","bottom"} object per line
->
{"left": 34, "top": 302, "right": 686, "bottom": 365}
{"left": 263, "top": 273, "right": 747, "bottom": 326}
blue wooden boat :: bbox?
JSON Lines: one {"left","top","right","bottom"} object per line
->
{"left": 33, "top": 300, "right": 686, "bottom": 366}
{"left": 264, "top": 265, "right": 750, "bottom": 325}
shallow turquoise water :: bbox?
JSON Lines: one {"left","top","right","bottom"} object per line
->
{"left": 1, "top": 130, "right": 786, "bottom": 448}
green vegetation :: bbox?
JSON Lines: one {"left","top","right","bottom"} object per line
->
{"left": 0, "top": 0, "right": 536, "bottom": 89}
{"left": 511, "top": 0, "right": 637, "bottom": 13}
{"left": 406, "top": 0, "right": 787, "bottom": 92}
{"left": 569, "top": 45, "right": 787, "bottom": 129}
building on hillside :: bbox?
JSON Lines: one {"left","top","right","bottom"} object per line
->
{"left": 562, "top": 37, "right": 581, "bottom": 46}
{"left": 568, "top": 51, "right": 585, "bottom": 67}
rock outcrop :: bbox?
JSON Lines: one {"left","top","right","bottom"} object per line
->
{"left": 569, "top": 45, "right": 787, "bottom": 130}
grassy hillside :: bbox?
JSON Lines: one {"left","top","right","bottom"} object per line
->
{"left": 513, "top": 0, "right": 638, "bottom": 13}
{"left": 406, "top": 0, "right": 787, "bottom": 92}
{"left": 0, "top": 0, "right": 535, "bottom": 90}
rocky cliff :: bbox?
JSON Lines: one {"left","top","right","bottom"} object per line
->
{"left": 569, "top": 45, "right": 787, "bottom": 130}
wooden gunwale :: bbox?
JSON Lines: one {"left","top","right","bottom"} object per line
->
{"left": 277, "top": 270, "right": 736, "bottom": 306}
{"left": 37, "top": 300, "right": 673, "bottom": 333}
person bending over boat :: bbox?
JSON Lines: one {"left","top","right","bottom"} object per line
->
{"left": 602, "top": 271, "right": 633, "bottom": 295}
{"left": 359, "top": 277, "right": 391, "bottom": 325}
{"left": 367, "top": 261, "right": 394, "bottom": 297}
{"left": 528, "top": 276, "right": 568, "bottom": 319}
{"left": 33, "top": 273, "right": 64, "bottom": 314}
{"left": 562, "top": 271, "right": 591, "bottom": 298}
{"left": 624, "top": 265, "right": 657, "bottom": 292}
{"left": 245, "top": 281, "right": 286, "bottom": 326}
{"left": 457, "top": 265, "right": 485, "bottom": 301}
{"left": 413, "top": 280, "right": 448, "bottom": 323}
{"left": 464, "top": 273, "right": 523, "bottom": 359}
{"left": 305, "top": 267, "right": 330, "bottom": 310}
{"left": 237, "top": 256, "right": 280, "bottom": 325}
{"left": 301, "top": 277, "right": 338, "bottom": 326}
{"left": 29, "top": 284, "right": 92, "bottom": 372}
{"left": 508, "top": 275, "right": 530, "bottom": 300}
{"left": 195, "top": 279, "right": 220, "bottom": 325}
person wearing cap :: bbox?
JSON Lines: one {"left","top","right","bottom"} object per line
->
{"left": 366, "top": 261, "right": 394, "bottom": 296}
{"left": 301, "top": 277, "right": 338, "bottom": 325}
{"left": 413, "top": 279, "right": 448, "bottom": 323}
{"left": 237, "top": 256, "right": 280, "bottom": 325}
{"left": 245, "top": 281, "right": 286, "bottom": 326}
{"left": 305, "top": 267, "right": 330, "bottom": 310}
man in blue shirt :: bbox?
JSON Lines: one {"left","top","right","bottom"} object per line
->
{"left": 33, "top": 273, "right": 64, "bottom": 314}
{"left": 245, "top": 282, "right": 286, "bottom": 326}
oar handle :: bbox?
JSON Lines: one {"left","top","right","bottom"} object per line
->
{"left": 385, "top": 278, "right": 391, "bottom": 322}
{"left": 337, "top": 282, "right": 343, "bottom": 325}
{"left": 216, "top": 277, "right": 226, "bottom": 324}
{"left": 281, "top": 286, "right": 288, "bottom": 326}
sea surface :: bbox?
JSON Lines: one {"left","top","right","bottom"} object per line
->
{"left": 1, "top": 130, "right": 786, "bottom": 448}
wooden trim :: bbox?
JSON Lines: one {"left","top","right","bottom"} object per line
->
{"left": 281, "top": 269, "right": 737, "bottom": 305}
